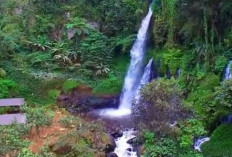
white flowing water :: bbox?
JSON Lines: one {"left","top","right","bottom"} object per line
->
{"left": 177, "top": 68, "right": 181, "bottom": 78}
{"left": 224, "top": 61, "right": 232, "bottom": 80}
{"left": 194, "top": 137, "right": 210, "bottom": 152}
{"left": 100, "top": 7, "right": 153, "bottom": 117}
{"left": 134, "top": 58, "right": 153, "bottom": 104}
{"left": 114, "top": 129, "right": 137, "bottom": 157}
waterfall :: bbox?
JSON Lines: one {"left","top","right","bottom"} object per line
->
{"left": 134, "top": 58, "right": 153, "bottom": 104}
{"left": 100, "top": 7, "right": 153, "bottom": 117}
{"left": 176, "top": 68, "right": 181, "bottom": 78}
{"left": 119, "top": 7, "right": 153, "bottom": 111}
{"left": 194, "top": 137, "right": 210, "bottom": 152}
{"left": 224, "top": 61, "right": 232, "bottom": 80}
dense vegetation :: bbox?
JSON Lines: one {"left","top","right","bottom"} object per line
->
{"left": 1, "top": 0, "right": 232, "bottom": 156}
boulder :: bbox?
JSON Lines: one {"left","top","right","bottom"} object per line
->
{"left": 111, "top": 131, "right": 123, "bottom": 139}
{"left": 104, "top": 134, "right": 116, "bottom": 154}
{"left": 107, "top": 152, "right": 118, "bottom": 157}
{"left": 127, "top": 137, "right": 144, "bottom": 147}
{"left": 52, "top": 143, "right": 72, "bottom": 155}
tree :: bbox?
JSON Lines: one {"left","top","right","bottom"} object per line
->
{"left": 133, "top": 78, "right": 185, "bottom": 136}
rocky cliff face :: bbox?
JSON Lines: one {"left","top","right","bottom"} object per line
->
{"left": 57, "top": 85, "right": 120, "bottom": 114}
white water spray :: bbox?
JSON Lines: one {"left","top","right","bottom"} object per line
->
{"left": 134, "top": 58, "right": 153, "bottom": 104}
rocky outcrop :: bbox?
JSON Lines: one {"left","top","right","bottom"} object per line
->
{"left": 52, "top": 143, "right": 72, "bottom": 155}
{"left": 107, "top": 152, "right": 118, "bottom": 157}
{"left": 104, "top": 134, "right": 116, "bottom": 154}
{"left": 57, "top": 85, "right": 120, "bottom": 113}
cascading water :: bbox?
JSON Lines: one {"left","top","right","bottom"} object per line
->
{"left": 114, "top": 129, "right": 137, "bottom": 157}
{"left": 134, "top": 58, "right": 153, "bottom": 104}
{"left": 194, "top": 137, "right": 210, "bottom": 152}
{"left": 224, "top": 61, "right": 232, "bottom": 80}
{"left": 100, "top": 7, "right": 153, "bottom": 117}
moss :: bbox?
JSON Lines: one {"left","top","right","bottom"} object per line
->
{"left": 202, "top": 124, "right": 232, "bottom": 157}
{"left": 93, "top": 75, "right": 122, "bottom": 95}
{"left": 62, "top": 80, "right": 79, "bottom": 93}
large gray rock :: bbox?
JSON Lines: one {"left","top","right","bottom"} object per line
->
{"left": 107, "top": 152, "right": 118, "bottom": 157}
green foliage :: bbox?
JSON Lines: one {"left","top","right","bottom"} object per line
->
{"left": 25, "top": 106, "right": 54, "bottom": 128}
{"left": 150, "top": 48, "right": 183, "bottom": 76}
{"left": 93, "top": 75, "right": 122, "bottom": 95}
{"left": 62, "top": 80, "right": 79, "bottom": 92}
{"left": 178, "top": 119, "right": 206, "bottom": 149}
{"left": 135, "top": 78, "right": 183, "bottom": 136}
{"left": 48, "top": 89, "right": 60, "bottom": 103}
{"left": 110, "top": 34, "right": 136, "bottom": 54}
{"left": 52, "top": 120, "right": 106, "bottom": 157}
{"left": 79, "top": 30, "right": 112, "bottom": 75}
{"left": 0, "top": 106, "right": 15, "bottom": 114}
{"left": 0, "top": 68, "right": 6, "bottom": 78}
{"left": 0, "top": 124, "right": 31, "bottom": 156}
{"left": 0, "top": 79, "right": 18, "bottom": 98}
{"left": 58, "top": 116, "right": 81, "bottom": 128}
{"left": 185, "top": 73, "right": 220, "bottom": 118}
{"left": 209, "top": 79, "right": 232, "bottom": 121}
{"left": 214, "top": 56, "right": 228, "bottom": 74}
{"left": 144, "top": 136, "right": 177, "bottom": 157}
{"left": 202, "top": 124, "right": 232, "bottom": 157}
{"left": 65, "top": 17, "right": 89, "bottom": 35}
{"left": 26, "top": 52, "right": 53, "bottom": 68}
{"left": 18, "top": 148, "right": 38, "bottom": 157}
{"left": 98, "top": 0, "right": 145, "bottom": 35}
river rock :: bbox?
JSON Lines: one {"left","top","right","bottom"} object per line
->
{"left": 107, "top": 152, "right": 118, "bottom": 157}
{"left": 104, "top": 134, "right": 116, "bottom": 154}
{"left": 127, "top": 137, "right": 143, "bottom": 147}
{"left": 111, "top": 131, "right": 123, "bottom": 139}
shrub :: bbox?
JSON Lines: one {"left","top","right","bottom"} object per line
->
{"left": 0, "top": 68, "right": 6, "bottom": 78}
{"left": 134, "top": 78, "right": 184, "bottom": 136}
{"left": 18, "top": 148, "right": 38, "bottom": 157}
{"left": 93, "top": 75, "right": 122, "bottom": 95}
{"left": 62, "top": 80, "right": 79, "bottom": 92}
{"left": 58, "top": 116, "right": 81, "bottom": 128}
{"left": 143, "top": 131, "right": 178, "bottom": 157}
{"left": 202, "top": 124, "right": 232, "bottom": 157}
{"left": 185, "top": 73, "right": 220, "bottom": 121}
{"left": 214, "top": 56, "right": 228, "bottom": 74}
{"left": 48, "top": 89, "right": 60, "bottom": 103}
{"left": 0, "top": 79, "right": 18, "bottom": 98}
{"left": 24, "top": 106, "right": 54, "bottom": 134}
{"left": 0, "top": 124, "right": 31, "bottom": 156}
{"left": 178, "top": 119, "right": 206, "bottom": 149}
